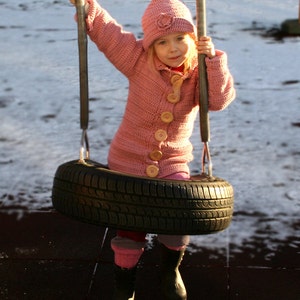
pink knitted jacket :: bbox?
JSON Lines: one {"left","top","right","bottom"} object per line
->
{"left": 85, "top": 0, "right": 236, "bottom": 178}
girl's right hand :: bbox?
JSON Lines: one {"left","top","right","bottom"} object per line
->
{"left": 69, "top": 0, "right": 90, "bottom": 16}
{"left": 196, "top": 36, "right": 216, "bottom": 59}
{"left": 69, "top": 0, "right": 87, "bottom": 5}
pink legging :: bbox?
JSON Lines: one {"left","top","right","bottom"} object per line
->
{"left": 111, "top": 172, "right": 190, "bottom": 269}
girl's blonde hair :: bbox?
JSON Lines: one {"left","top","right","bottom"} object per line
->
{"left": 147, "top": 33, "right": 197, "bottom": 75}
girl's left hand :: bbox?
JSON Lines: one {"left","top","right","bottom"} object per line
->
{"left": 196, "top": 36, "right": 216, "bottom": 59}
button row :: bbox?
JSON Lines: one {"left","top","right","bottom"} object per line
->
{"left": 146, "top": 74, "right": 184, "bottom": 178}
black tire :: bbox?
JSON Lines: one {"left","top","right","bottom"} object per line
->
{"left": 52, "top": 160, "right": 234, "bottom": 235}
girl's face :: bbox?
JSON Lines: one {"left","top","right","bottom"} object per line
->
{"left": 153, "top": 32, "right": 193, "bottom": 68}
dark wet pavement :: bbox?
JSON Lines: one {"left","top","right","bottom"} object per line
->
{"left": 0, "top": 211, "right": 299, "bottom": 300}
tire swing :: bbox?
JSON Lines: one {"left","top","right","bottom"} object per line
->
{"left": 52, "top": 0, "right": 234, "bottom": 235}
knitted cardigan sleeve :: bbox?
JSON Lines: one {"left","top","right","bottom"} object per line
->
{"left": 205, "top": 50, "right": 236, "bottom": 111}
{"left": 84, "top": 0, "right": 142, "bottom": 77}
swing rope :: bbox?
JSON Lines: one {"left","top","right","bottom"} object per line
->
{"left": 77, "top": 0, "right": 90, "bottom": 162}
{"left": 196, "top": 0, "right": 213, "bottom": 177}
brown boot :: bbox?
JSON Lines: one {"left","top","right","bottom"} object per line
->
{"left": 160, "top": 244, "right": 187, "bottom": 300}
{"left": 113, "top": 265, "right": 136, "bottom": 300}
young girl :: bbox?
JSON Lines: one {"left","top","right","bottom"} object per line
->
{"left": 70, "top": 0, "right": 235, "bottom": 299}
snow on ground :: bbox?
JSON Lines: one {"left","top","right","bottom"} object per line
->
{"left": 0, "top": 0, "right": 299, "bottom": 254}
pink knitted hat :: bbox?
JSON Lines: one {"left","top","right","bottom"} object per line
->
{"left": 142, "top": 0, "right": 196, "bottom": 50}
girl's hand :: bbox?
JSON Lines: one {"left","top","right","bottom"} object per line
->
{"left": 196, "top": 36, "right": 216, "bottom": 59}
{"left": 69, "top": 0, "right": 87, "bottom": 5}
{"left": 69, "top": 0, "right": 89, "bottom": 14}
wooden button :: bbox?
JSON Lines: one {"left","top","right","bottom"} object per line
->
{"left": 167, "top": 93, "right": 180, "bottom": 103}
{"left": 149, "top": 150, "right": 163, "bottom": 161}
{"left": 161, "top": 111, "right": 174, "bottom": 123}
{"left": 146, "top": 165, "right": 159, "bottom": 178}
{"left": 170, "top": 74, "right": 182, "bottom": 86}
{"left": 155, "top": 129, "right": 167, "bottom": 141}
